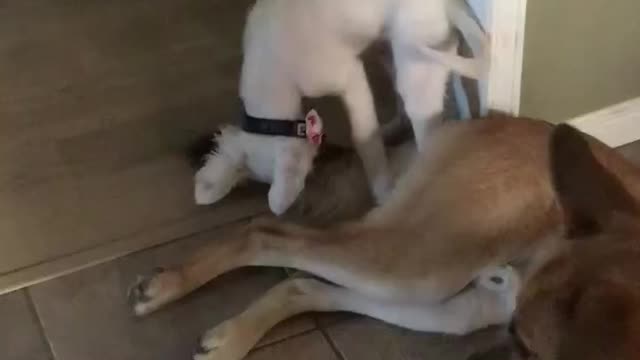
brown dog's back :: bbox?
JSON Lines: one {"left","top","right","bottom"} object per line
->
{"left": 293, "top": 116, "right": 640, "bottom": 276}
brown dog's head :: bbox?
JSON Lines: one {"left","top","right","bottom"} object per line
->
{"left": 511, "top": 125, "right": 640, "bottom": 360}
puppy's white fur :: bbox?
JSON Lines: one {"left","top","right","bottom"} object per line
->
{"left": 195, "top": 126, "right": 317, "bottom": 215}
{"left": 196, "top": 0, "right": 487, "bottom": 215}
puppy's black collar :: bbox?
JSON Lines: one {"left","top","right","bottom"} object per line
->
{"left": 242, "top": 112, "right": 307, "bottom": 139}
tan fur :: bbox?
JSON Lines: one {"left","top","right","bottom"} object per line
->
{"left": 130, "top": 116, "right": 640, "bottom": 360}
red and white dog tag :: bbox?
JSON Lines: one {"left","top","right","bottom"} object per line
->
{"left": 305, "top": 109, "right": 324, "bottom": 146}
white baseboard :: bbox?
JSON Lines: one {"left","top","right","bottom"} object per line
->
{"left": 568, "top": 97, "right": 640, "bottom": 148}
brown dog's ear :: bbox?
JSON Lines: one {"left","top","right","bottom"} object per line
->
{"left": 558, "top": 281, "right": 640, "bottom": 360}
{"left": 550, "top": 124, "right": 638, "bottom": 237}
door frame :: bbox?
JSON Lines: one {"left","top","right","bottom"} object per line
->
{"left": 471, "top": 0, "right": 640, "bottom": 147}
{"left": 482, "top": 0, "right": 527, "bottom": 115}
{"left": 469, "top": 0, "right": 527, "bottom": 115}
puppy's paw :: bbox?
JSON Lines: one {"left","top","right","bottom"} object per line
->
{"left": 194, "top": 320, "right": 252, "bottom": 360}
{"left": 194, "top": 177, "right": 227, "bottom": 205}
{"left": 267, "top": 185, "right": 300, "bottom": 215}
{"left": 194, "top": 159, "right": 244, "bottom": 206}
{"left": 193, "top": 127, "right": 246, "bottom": 206}
{"left": 127, "top": 268, "right": 183, "bottom": 316}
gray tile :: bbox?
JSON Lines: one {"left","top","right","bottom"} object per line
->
{"left": 29, "top": 223, "right": 315, "bottom": 360}
{"left": 248, "top": 332, "right": 338, "bottom": 360}
{"left": 0, "top": 290, "right": 52, "bottom": 360}
{"left": 315, "top": 311, "right": 357, "bottom": 328}
{"left": 326, "top": 318, "right": 506, "bottom": 360}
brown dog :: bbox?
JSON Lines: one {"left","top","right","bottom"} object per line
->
{"left": 130, "top": 116, "right": 640, "bottom": 360}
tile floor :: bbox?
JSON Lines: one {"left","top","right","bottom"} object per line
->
{"left": 2, "top": 220, "right": 508, "bottom": 360}
{"left": 2, "top": 141, "right": 639, "bottom": 360}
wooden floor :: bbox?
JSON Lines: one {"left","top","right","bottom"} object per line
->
{"left": 0, "top": 0, "right": 267, "bottom": 292}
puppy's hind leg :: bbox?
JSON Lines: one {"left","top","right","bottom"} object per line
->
{"left": 341, "top": 61, "right": 392, "bottom": 203}
{"left": 394, "top": 46, "right": 452, "bottom": 148}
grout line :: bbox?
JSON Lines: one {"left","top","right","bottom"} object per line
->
{"left": 318, "top": 323, "right": 347, "bottom": 360}
{"left": 0, "top": 211, "right": 270, "bottom": 295}
{"left": 251, "top": 327, "right": 319, "bottom": 351}
{"left": 24, "top": 289, "right": 57, "bottom": 360}
{"left": 0, "top": 211, "right": 265, "bottom": 278}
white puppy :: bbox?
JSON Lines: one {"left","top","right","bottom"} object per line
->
{"left": 195, "top": 0, "right": 487, "bottom": 215}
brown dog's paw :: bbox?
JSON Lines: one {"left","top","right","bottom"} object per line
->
{"left": 194, "top": 320, "right": 252, "bottom": 360}
{"left": 127, "top": 267, "right": 182, "bottom": 316}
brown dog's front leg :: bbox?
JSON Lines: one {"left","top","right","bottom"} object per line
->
{"left": 128, "top": 225, "right": 253, "bottom": 316}
{"left": 127, "top": 218, "right": 316, "bottom": 316}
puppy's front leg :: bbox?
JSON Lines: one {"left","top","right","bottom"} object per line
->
{"left": 267, "top": 145, "right": 313, "bottom": 215}
{"left": 342, "top": 62, "right": 392, "bottom": 203}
